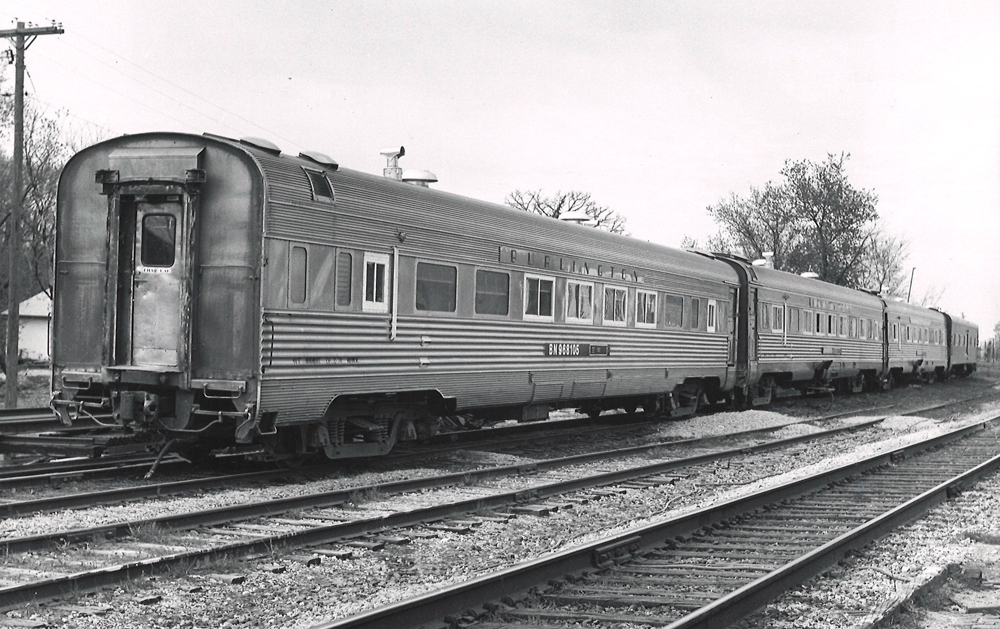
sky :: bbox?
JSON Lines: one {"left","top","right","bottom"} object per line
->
{"left": 3, "top": 0, "right": 999, "bottom": 337}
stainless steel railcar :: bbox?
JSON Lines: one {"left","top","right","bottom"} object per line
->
{"left": 52, "top": 132, "right": 742, "bottom": 460}
{"left": 709, "top": 258, "right": 887, "bottom": 401}
{"left": 50, "top": 132, "right": 979, "bottom": 460}
{"left": 884, "top": 300, "right": 949, "bottom": 385}
{"left": 943, "top": 312, "right": 978, "bottom": 377}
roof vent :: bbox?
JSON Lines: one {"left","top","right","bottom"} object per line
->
{"left": 239, "top": 136, "right": 281, "bottom": 154}
{"left": 800, "top": 272, "right": 820, "bottom": 279}
{"left": 752, "top": 252, "right": 775, "bottom": 268}
{"left": 401, "top": 169, "right": 438, "bottom": 187}
{"left": 381, "top": 146, "right": 405, "bottom": 181}
{"left": 559, "top": 209, "right": 596, "bottom": 226}
{"left": 299, "top": 150, "right": 339, "bottom": 170}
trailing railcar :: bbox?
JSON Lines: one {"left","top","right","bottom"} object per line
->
{"left": 942, "top": 312, "right": 978, "bottom": 377}
{"left": 884, "top": 300, "right": 949, "bottom": 385}
{"left": 709, "top": 258, "right": 886, "bottom": 401}
{"left": 51, "top": 132, "right": 742, "bottom": 460}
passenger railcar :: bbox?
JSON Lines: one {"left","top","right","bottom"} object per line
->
{"left": 944, "top": 313, "right": 978, "bottom": 377}
{"left": 50, "top": 132, "right": 980, "bottom": 461}
{"left": 52, "top": 132, "right": 742, "bottom": 460}
{"left": 710, "top": 259, "right": 886, "bottom": 401}
{"left": 884, "top": 300, "right": 948, "bottom": 385}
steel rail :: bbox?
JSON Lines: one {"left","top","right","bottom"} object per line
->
{"left": 0, "top": 408, "right": 886, "bottom": 524}
{"left": 0, "top": 415, "right": 899, "bottom": 607}
{"left": 662, "top": 450, "right": 1000, "bottom": 628}
{"left": 0, "top": 392, "right": 979, "bottom": 520}
{"left": 308, "top": 414, "right": 1000, "bottom": 629}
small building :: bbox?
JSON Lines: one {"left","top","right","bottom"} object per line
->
{"left": 1, "top": 292, "right": 52, "bottom": 363}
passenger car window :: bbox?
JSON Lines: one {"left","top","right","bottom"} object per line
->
{"left": 636, "top": 290, "right": 657, "bottom": 327}
{"left": 141, "top": 214, "right": 176, "bottom": 267}
{"left": 524, "top": 275, "right": 554, "bottom": 319}
{"left": 707, "top": 299, "right": 718, "bottom": 333}
{"left": 475, "top": 270, "right": 509, "bottom": 316}
{"left": 566, "top": 280, "right": 594, "bottom": 323}
{"left": 362, "top": 252, "right": 389, "bottom": 313}
{"left": 663, "top": 295, "right": 683, "bottom": 328}
{"left": 336, "top": 252, "right": 352, "bottom": 306}
{"left": 771, "top": 304, "right": 784, "bottom": 333}
{"left": 416, "top": 262, "right": 457, "bottom": 312}
{"left": 691, "top": 298, "right": 701, "bottom": 330}
{"left": 604, "top": 286, "right": 627, "bottom": 326}
{"left": 289, "top": 246, "right": 307, "bottom": 304}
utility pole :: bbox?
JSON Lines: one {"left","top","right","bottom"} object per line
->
{"left": 906, "top": 267, "right": 915, "bottom": 303}
{"left": 0, "top": 20, "right": 63, "bottom": 407}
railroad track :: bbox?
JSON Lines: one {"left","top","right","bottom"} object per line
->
{"left": 0, "top": 407, "right": 61, "bottom": 434}
{"left": 0, "top": 392, "right": 988, "bottom": 613}
{"left": 315, "top": 414, "right": 1000, "bottom": 629}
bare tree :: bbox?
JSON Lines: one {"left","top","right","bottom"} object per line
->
{"left": 0, "top": 103, "right": 69, "bottom": 304}
{"left": 506, "top": 189, "right": 628, "bottom": 235}
{"left": 857, "top": 230, "right": 909, "bottom": 296}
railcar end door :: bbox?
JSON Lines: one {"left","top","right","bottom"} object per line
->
{"left": 130, "top": 199, "right": 186, "bottom": 368}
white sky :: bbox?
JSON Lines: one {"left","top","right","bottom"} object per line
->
{"left": 4, "top": 0, "right": 999, "bottom": 337}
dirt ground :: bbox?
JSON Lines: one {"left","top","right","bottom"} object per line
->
{"left": 0, "top": 366, "right": 53, "bottom": 408}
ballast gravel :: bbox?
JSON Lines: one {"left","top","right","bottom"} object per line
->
{"left": 3, "top": 392, "right": 1000, "bottom": 628}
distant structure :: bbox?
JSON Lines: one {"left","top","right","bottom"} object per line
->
{"left": 1, "top": 293, "right": 52, "bottom": 363}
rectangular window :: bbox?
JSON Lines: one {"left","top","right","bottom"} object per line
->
{"left": 838, "top": 316, "right": 847, "bottom": 337}
{"left": 760, "top": 303, "right": 770, "bottom": 331}
{"left": 566, "top": 280, "right": 594, "bottom": 323}
{"left": 363, "top": 252, "right": 389, "bottom": 312}
{"left": 141, "top": 214, "right": 176, "bottom": 267}
{"left": 803, "top": 310, "right": 813, "bottom": 334}
{"left": 828, "top": 314, "right": 836, "bottom": 336}
{"left": 416, "top": 262, "right": 457, "bottom": 312}
{"left": 336, "top": 252, "right": 352, "bottom": 306}
{"left": 475, "top": 270, "right": 509, "bottom": 316}
{"left": 663, "top": 295, "right": 683, "bottom": 328}
{"left": 892, "top": 323, "right": 899, "bottom": 342}
{"left": 707, "top": 299, "right": 718, "bottom": 333}
{"left": 691, "top": 298, "right": 701, "bottom": 330}
{"left": 524, "top": 275, "right": 554, "bottom": 319}
{"left": 636, "top": 290, "right": 657, "bottom": 327}
{"left": 290, "top": 245, "right": 307, "bottom": 304}
{"left": 790, "top": 308, "right": 800, "bottom": 334}
{"left": 849, "top": 317, "right": 856, "bottom": 338}
{"left": 604, "top": 286, "right": 627, "bottom": 326}
{"left": 816, "top": 312, "right": 824, "bottom": 335}
{"left": 771, "top": 304, "right": 784, "bottom": 333}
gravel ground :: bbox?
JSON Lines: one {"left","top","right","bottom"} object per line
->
{"left": 2, "top": 373, "right": 999, "bottom": 628}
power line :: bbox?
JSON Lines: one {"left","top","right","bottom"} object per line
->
{"left": 52, "top": 36, "right": 248, "bottom": 139}
{"left": 29, "top": 48, "right": 203, "bottom": 134}
{"left": 68, "top": 31, "right": 306, "bottom": 151}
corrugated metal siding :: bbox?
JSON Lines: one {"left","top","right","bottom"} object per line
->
{"left": 259, "top": 310, "right": 730, "bottom": 424}
{"left": 243, "top": 153, "right": 738, "bottom": 287}
{"left": 758, "top": 333, "right": 883, "bottom": 373}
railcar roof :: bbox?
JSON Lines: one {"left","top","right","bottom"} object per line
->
{"left": 208, "top": 133, "right": 741, "bottom": 286}
{"left": 883, "top": 299, "right": 947, "bottom": 323}
{"left": 747, "top": 266, "right": 884, "bottom": 309}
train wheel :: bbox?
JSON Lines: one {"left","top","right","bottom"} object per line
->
{"left": 582, "top": 405, "right": 603, "bottom": 420}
